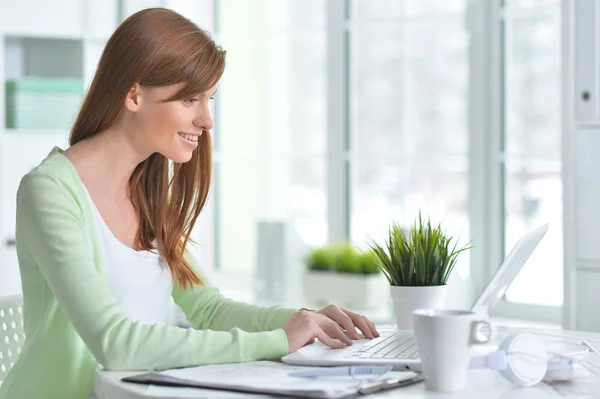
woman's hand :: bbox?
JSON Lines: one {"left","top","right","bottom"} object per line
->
{"left": 282, "top": 310, "right": 350, "bottom": 353}
{"left": 281, "top": 305, "right": 380, "bottom": 353}
{"left": 315, "top": 304, "right": 380, "bottom": 340}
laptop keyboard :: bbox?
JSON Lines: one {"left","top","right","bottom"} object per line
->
{"left": 343, "top": 331, "right": 419, "bottom": 360}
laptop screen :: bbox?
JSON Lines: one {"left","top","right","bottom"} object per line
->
{"left": 470, "top": 223, "right": 549, "bottom": 318}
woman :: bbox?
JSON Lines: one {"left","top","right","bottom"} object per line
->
{"left": 0, "top": 8, "right": 379, "bottom": 399}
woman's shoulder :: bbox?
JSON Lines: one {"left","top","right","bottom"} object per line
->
{"left": 18, "top": 146, "right": 84, "bottom": 201}
{"left": 28, "top": 145, "right": 73, "bottom": 174}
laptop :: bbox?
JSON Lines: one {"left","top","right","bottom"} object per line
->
{"left": 281, "top": 223, "right": 549, "bottom": 372}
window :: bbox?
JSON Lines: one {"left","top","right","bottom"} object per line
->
{"left": 501, "top": 0, "right": 563, "bottom": 308}
{"left": 189, "top": 0, "right": 563, "bottom": 320}
{"left": 348, "top": 0, "right": 471, "bottom": 280}
{"left": 212, "top": 0, "right": 328, "bottom": 281}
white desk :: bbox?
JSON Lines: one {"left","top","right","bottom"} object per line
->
{"left": 94, "top": 327, "right": 600, "bottom": 399}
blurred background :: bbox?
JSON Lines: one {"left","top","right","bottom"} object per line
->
{"left": 0, "top": 0, "right": 590, "bottom": 329}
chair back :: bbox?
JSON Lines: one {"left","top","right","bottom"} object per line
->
{"left": 0, "top": 295, "right": 24, "bottom": 383}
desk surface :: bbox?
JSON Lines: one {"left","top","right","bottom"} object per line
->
{"left": 94, "top": 327, "right": 600, "bottom": 399}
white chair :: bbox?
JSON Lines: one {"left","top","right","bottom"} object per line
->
{"left": 0, "top": 295, "right": 24, "bottom": 384}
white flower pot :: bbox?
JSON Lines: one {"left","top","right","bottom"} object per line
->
{"left": 303, "top": 271, "right": 389, "bottom": 310}
{"left": 390, "top": 285, "right": 448, "bottom": 330}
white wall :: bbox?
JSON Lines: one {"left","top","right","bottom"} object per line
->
{"left": 564, "top": 0, "right": 600, "bottom": 332}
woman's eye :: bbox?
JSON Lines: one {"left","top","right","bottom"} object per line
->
{"left": 185, "top": 98, "right": 199, "bottom": 104}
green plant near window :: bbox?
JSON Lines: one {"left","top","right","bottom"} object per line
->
{"left": 369, "top": 213, "right": 472, "bottom": 286}
{"left": 305, "top": 243, "right": 380, "bottom": 275}
{"left": 305, "top": 247, "right": 336, "bottom": 272}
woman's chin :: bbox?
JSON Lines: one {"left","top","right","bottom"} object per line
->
{"left": 162, "top": 149, "right": 194, "bottom": 164}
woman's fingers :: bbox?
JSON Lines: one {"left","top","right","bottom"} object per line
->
{"left": 317, "top": 305, "right": 360, "bottom": 339}
{"left": 310, "top": 305, "right": 382, "bottom": 347}
{"left": 312, "top": 313, "right": 352, "bottom": 346}
{"left": 330, "top": 309, "right": 361, "bottom": 340}
{"left": 362, "top": 315, "right": 380, "bottom": 338}
{"left": 332, "top": 306, "right": 378, "bottom": 339}
{"left": 322, "top": 318, "right": 353, "bottom": 346}
{"left": 346, "top": 311, "right": 374, "bottom": 339}
{"left": 315, "top": 326, "right": 347, "bottom": 349}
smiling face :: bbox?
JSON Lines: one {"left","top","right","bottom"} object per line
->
{"left": 125, "top": 82, "right": 216, "bottom": 163}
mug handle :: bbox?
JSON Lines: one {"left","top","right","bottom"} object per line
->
{"left": 469, "top": 320, "right": 496, "bottom": 345}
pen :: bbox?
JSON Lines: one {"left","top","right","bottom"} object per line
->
{"left": 288, "top": 365, "right": 392, "bottom": 379}
{"left": 358, "top": 374, "right": 425, "bottom": 395}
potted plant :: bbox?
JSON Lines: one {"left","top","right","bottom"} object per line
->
{"left": 369, "top": 213, "right": 472, "bottom": 329}
{"left": 303, "top": 243, "right": 389, "bottom": 310}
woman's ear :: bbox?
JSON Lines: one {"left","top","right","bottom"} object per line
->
{"left": 124, "top": 83, "right": 143, "bottom": 112}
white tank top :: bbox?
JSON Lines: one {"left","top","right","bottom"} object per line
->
{"left": 85, "top": 190, "right": 173, "bottom": 326}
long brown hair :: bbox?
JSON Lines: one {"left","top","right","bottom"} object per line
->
{"left": 70, "top": 8, "right": 225, "bottom": 289}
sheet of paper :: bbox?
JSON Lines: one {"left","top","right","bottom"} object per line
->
{"left": 156, "top": 361, "right": 416, "bottom": 399}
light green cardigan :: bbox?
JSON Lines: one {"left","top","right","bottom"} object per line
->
{"left": 0, "top": 147, "right": 296, "bottom": 399}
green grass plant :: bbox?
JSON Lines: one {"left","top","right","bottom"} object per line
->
{"left": 369, "top": 213, "right": 472, "bottom": 286}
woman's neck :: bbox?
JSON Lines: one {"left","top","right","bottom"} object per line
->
{"left": 63, "top": 127, "right": 151, "bottom": 201}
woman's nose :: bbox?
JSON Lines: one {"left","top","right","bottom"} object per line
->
{"left": 193, "top": 112, "right": 213, "bottom": 131}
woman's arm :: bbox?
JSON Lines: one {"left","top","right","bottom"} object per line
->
{"left": 172, "top": 257, "right": 297, "bottom": 332}
{"left": 17, "top": 171, "right": 289, "bottom": 371}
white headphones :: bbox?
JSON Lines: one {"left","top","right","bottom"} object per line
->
{"left": 469, "top": 333, "right": 581, "bottom": 386}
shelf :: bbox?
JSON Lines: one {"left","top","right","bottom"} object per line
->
{"left": 4, "top": 37, "right": 83, "bottom": 80}
{"left": 3, "top": 37, "right": 84, "bottom": 130}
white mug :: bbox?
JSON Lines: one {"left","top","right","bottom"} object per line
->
{"left": 413, "top": 309, "right": 495, "bottom": 392}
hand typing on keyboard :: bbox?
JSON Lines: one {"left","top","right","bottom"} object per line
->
{"left": 282, "top": 305, "right": 380, "bottom": 353}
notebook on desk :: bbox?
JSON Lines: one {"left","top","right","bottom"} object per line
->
{"left": 122, "top": 361, "right": 423, "bottom": 398}
{"left": 281, "top": 223, "right": 550, "bottom": 372}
